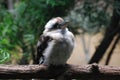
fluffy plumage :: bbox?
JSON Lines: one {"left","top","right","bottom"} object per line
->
{"left": 36, "top": 17, "right": 74, "bottom": 65}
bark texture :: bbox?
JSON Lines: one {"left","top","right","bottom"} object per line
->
{"left": 0, "top": 64, "right": 120, "bottom": 80}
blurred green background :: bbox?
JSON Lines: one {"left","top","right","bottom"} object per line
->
{"left": 0, "top": 0, "right": 119, "bottom": 65}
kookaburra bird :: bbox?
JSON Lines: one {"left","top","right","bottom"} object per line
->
{"left": 36, "top": 17, "right": 74, "bottom": 66}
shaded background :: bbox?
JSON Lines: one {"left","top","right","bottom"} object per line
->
{"left": 0, "top": 0, "right": 120, "bottom": 66}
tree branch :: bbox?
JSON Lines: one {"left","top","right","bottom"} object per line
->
{"left": 0, "top": 63, "right": 120, "bottom": 80}
{"left": 105, "top": 33, "right": 120, "bottom": 65}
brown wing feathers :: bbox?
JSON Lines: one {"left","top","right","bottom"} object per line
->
{"left": 36, "top": 35, "right": 52, "bottom": 64}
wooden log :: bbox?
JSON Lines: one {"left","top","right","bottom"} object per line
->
{"left": 0, "top": 63, "right": 120, "bottom": 80}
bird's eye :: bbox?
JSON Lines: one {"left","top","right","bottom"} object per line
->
{"left": 53, "top": 23, "right": 58, "bottom": 29}
{"left": 52, "top": 23, "right": 59, "bottom": 29}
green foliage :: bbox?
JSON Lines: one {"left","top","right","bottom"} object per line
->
{"left": 0, "top": 10, "right": 16, "bottom": 48}
{"left": 0, "top": 49, "right": 10, "bottom": 63}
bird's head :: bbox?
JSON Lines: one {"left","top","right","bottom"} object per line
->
{"left": 43, "top": 17, "right": 69, "bottom": 33}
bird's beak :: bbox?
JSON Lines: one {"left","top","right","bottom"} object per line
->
{"left": 59, "top": 21, "right": 69, "bottom": 29}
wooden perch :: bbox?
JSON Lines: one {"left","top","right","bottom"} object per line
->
{"left": 0, "top": 63, "right": 120, "bottom": 80}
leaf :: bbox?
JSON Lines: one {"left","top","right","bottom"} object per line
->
{"left": 0, "top": 49, "right": 10, "bottom": 63}
{"left": 23, "top": 34, "right": 35, "bottom": 44}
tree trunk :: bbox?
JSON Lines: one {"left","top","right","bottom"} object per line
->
{"left": 7, "top": 0, "right": 13, "bottom": 10}
{"left": 81, "top": 35, "right": 91, "bottom": 62}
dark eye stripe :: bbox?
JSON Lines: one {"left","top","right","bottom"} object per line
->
{"left": 52, "top": 23, "right": 59, "bottom": 29}
{"left": 48, "top": 23, "right": 59, "bottom": 31}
